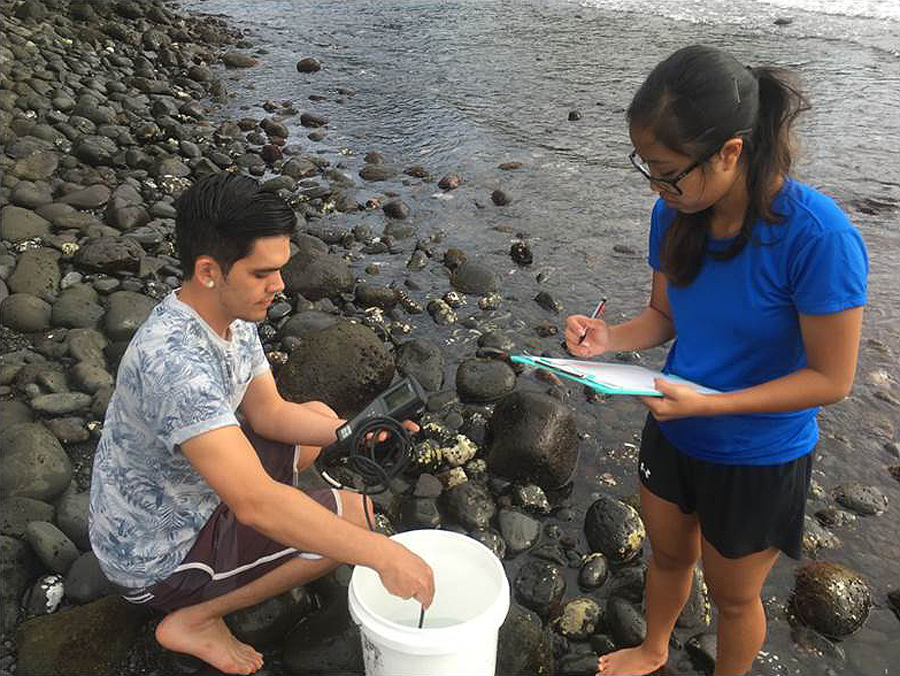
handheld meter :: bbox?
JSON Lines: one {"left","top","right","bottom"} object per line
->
{"left": 316, "top": 375, "right": 427, "bottom": 494}
{"left": 334, "top": 376, "right": 427, "bottom": 445}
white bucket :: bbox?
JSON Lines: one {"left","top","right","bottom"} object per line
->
{"left": 348, "top": 529, "right": 511, "bottom": 676}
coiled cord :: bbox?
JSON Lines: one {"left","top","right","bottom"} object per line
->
{"left": 316, "top": 416, "right": 415, "bottom": 532}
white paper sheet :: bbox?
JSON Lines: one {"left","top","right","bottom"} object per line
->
{"left": 529, "top": 357, "right": 719, "bottom": 395}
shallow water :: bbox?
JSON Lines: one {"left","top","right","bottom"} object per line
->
{"left": 187, "top": 0, "right": 898, "bottom": 672}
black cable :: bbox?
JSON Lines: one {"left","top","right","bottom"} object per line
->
{"left": 317, "top": 416, "right": 415, "bottom": 532}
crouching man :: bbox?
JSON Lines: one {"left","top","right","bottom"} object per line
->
{"left": 88, "top": 173, "right": 433, "bottom": 675}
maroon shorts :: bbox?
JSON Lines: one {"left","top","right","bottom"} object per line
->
{"left": 121, "top": 424, "right": 342, "bottom": 613}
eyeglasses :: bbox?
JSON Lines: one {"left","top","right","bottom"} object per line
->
{"left": 628, "top": 147, "right": 718, "bottom": 196}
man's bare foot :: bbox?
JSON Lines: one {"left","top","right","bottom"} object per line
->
{"left": 597, "top": 645, "right": 667, "bottom": 675}
{"left": 156, "top": 609, "right": 263, "bottom": 675}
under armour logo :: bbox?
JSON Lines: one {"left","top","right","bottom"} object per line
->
{"left": 640, "top": 461, "right": 651, "bottom": 480}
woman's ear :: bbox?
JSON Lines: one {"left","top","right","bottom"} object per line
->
{"left": 718, "top": 138, "right": 745, "bottom": 172}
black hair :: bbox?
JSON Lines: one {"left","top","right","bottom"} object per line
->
{"left": 628, "top": 45, "right": 810, "bottom": 286}
{"left": 174, "top": 172, "right": 296, "bottom": 279}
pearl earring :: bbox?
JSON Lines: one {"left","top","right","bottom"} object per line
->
{"left": 205, "top": 280, "right": 215, "bottom": 288}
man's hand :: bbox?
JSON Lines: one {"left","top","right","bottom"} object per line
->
{"left": 639, "top": 378, "right": 712, "bottom": 421}
{"left": 377, "top": 540, "right": 435, "bottom": 608}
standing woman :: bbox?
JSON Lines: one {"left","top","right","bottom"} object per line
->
{"left": 565, "top": 45, "right": 868, "bottom": 676}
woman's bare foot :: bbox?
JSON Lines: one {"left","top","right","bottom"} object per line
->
{"left": 597, "top": 645, "right": 667, "bottom": 675}
{"left": 155, "top": 609, "right": 263, "bottom": 675}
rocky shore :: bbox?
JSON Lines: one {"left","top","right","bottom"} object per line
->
{"left": 1, "top": 1, "right": 896, "bottom": 675}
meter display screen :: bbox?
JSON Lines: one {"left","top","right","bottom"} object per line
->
{"left": 383, "top": 382, "right": 413, "bottom": 410}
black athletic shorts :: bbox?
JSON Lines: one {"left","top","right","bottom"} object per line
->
{"left": 120, "top": 424, "right": 343, "bottom": 613}
{"left": 638, "top": 413, "right": 813, "bottom": 560}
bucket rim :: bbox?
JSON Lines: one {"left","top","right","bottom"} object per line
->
{"left": 348, "top": 529, "right": 511, "bottom": 653}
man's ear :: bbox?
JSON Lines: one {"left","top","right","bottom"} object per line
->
{"left": 719, "top": 138, "right": 745, "bottom": 171}
{"left": 194, "top": 255, "right": 221, "bottom": 287}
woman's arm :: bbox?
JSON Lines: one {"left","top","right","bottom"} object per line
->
{"left": 566, "top": 271, "right": 676, "bottom": 357}
{"left": 643, "top": 307, "right": 864, "bottom": 420}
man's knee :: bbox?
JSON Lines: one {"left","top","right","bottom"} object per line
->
{"left": 339, "top": 490, "right": 374, "bottom": 530}
{"left": 305, "top": 400, "right": 338, "bottom": 419}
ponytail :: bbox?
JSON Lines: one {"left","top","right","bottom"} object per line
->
{"left": 629, "top": 47, "right": 810, "bottom": 286}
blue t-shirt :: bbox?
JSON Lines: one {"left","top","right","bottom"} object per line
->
{"left": 647, "top": 179, "right": 868, "bottom": 465}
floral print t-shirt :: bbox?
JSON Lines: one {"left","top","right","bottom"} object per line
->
{"left": 89, "top": 291, "right": 269, "bottom": 589}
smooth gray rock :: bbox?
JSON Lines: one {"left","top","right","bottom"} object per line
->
{"left": 55, "top": 489, "right": 91, "bottom": 551}
{"left": 0, "top": 535, "right": 36, "bottom": 634}
{"left": 25, "top": 521, "right": 80, "bottom": 574}
{"left": 0, "top": 205, "right": 51, "bottom": 241}
{"left": 451, "top": 260, "right": 500, "bottom": 296}
{"left": 0, "top": 293, "right": 52, "bottom": 332}
{"left": 498, "top": 508, "right": 541, "bottom": 556}
{"left": 396, "top": 339, "right": 445, "bottom": 391}
{"left": 104, "top": 290, "right": 157, "bottom": 341}
{"left": 74, "top": 236, "right": 145, "bottom": 273}
{"left": 513, "top": 559, "right": 565, "bottom": 618}
{"left": 8, "top": 247, "right": 61, "bottom": 297}
{"left": 65, "top": 552, "right": 118, "bottom": 604}
{"left": 0, "top": 422, "right": 73, "bottom": 501}
{"left": 51, "top": 284, "right": 105, "bottom": 328}
{"left": 0, "top": 497, "right": 55, "bottom": 539}
{"left": 456, "top": 358, "right": 517, "bottom": 403}
{"left": 58, "top": 184, "right": 112, "bottom": 210}
{"left": 71, "top": 362, "right": 114, "bottom": 393}
{"left": 30, "top": 392, "right": 93, "bottom": 415}
{"left": 443, "top": 481, "right": 496, "bottom": 530}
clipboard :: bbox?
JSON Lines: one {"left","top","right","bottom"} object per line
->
{"left": 510, "top": 355, "right": 719, "bottom": 397}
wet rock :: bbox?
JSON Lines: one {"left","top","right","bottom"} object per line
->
{"left": 510, "top": 241, "right": 533, "bottom": 265}
{"left": 355, "top": 283, "right": 399, "bottom": 310}
{"left": 64, "top": 552, "right": 117, "bottom": 604}
{"left": 685, "top": 632, "right": 717, "bottom": 673}
{"left": 282, "top": 595, "right": 363, "bottom": 674}
{"left": 0, "top": 400, "right": 34, "bottom": 431}
{"left": 11, "top": 181, "right": 54, "bottom": 208}
{"left": 12, "top": 151, "right": 59, "bottom": 181}
{"left": 15, "top": 595, "right": 146, "bottom": 676}
{"left": 513, "top": 559, "right": 566, "bottom": 617}
{"left": 497, "top": 603, "right": 555, "bottom": 676}
{"left": 607, "top": 596, "right": 646, "bottom": 648}
{"left": 300, "top": 112, "right": 328, "bottom": 128}
{"left": 222, "top": 51, "right": 258, "bottom": 68}
{"left": 606, "top": 565, "right": 646, "bottom": 604}
{"left": 487, "top": 390, "right": 578, "bottom": 491}
{"left": 73, "top": 135, "right": 118, "bottom": 166}
{"left": 832, "top": 482, "right": 888, "bottom": 516}
{"left": 469, "top": 528, "right": 506, "bottom": 559}
{"left": 803, "top": 515, "right": 842, "bottom": 554}
{"left": 579, "top": 553, "right": 609, "bottom": 589}
{"left": 677, "top": 565, "right": 711, "bottom": 629}
{"left": 438, "top": 173, "right": 462, "bottom": 190}
{"left": 226, "top": 586, "right": 315, "bottom": 648}
{"left": 7, "top": 203, "right": 47, "bottom": 242}
{"left": 282, "top": 251, "right": 353, "bottom": 301}
{"left": 584, "top": 494, "right": 645, "bottom": 565}
{"left": 396, "top": 339, "right": 444, "bottom": 392}
{"left": 0, "top": 422, "right": 73, "bottom": 501}
{"left": 451, "top": 259, "right": 500, "bottom": 295}
{"left": 443, "top": 480, "right": 496, "bottom": 530}
{"left": 514, "top": 484, "right": 551, "bottom": 514}
{"left": 534, "top": 290, "right": 562, "bottom": 314}
{"left": 456, "top": 358, "right": 517, "bottom": 403}
{"left": 791, "top": 625, "right": 846, "bottom": 662}
{"left": 296, "top": 57, "right": 322, "bottom": 73}
{"left": 25, "top": 521, "right": 80, "bottom": 575}
{"left": 498, "top": 508, "right": 541, "bottom": 556}
{"left": 278, "top": 310, "right": 339, "bottom": 342}
{"left": 22, "top": 574, "right": 65, "bottom": 617}
{"left": 105, "top": 184, "right": 150, "bottom": 230}
{"left": 554, "top": 597, "right": 602, "bottom": 640}
{"left": 276, "top": 321, "right": 394, "bottom": 418}
{"left": 383, "top": 199, "right": 410, "bottom": 219}
{"left": 399, "top": 497, "right": 442, "bottom": 529}
{"left": 359, "top": 164, "right": 398, "bottom": 181}
{"left": 792, "top": 561, "right": 871, "bottom": 638}
{"left": 492, "top": 189, "right": 512, "bottom": 206}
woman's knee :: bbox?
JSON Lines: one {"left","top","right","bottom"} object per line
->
{"left": 650, "top": 546, "right": 698, "bottom": 573}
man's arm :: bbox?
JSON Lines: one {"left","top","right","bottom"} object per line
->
{"left": 180, "top": 425, "right": 434, "bottom": 605}
{"left": 240, "top": 371, "right": 343, "bottom": 447}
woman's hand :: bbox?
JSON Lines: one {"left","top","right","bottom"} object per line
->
{"left": 565, "top": 314, "right": 611, "bottom": 358}
{"left": 639, "top": 378, "right": 712, "bottom": 421}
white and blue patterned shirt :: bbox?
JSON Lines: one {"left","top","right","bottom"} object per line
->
{"left": 89, "top": 291, "right": 269, "bottom": 589}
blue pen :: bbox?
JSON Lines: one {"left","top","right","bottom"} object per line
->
{"left": 577, "top": 297, "right": 607, "bottom": 345}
